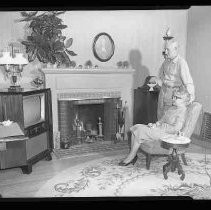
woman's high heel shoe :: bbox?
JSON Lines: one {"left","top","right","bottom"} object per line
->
{"left": 118, "top": 155, "right": 138, "bottom": 166}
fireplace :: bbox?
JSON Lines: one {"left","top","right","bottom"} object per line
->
{"left": 42, "top": 68, "right": 134, "bottom": 149}
{"left": 58, "top": 97, "right": 121, "bottom": 148}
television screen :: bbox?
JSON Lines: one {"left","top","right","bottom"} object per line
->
{"left": 23, "top": 93, "right": 45, "bottom": 127}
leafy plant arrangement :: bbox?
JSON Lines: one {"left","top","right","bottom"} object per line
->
{"left": 18, "top": 11, "right": 77, "bottom": 67}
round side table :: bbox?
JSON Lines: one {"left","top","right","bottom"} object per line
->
{"left": 160, "top": 135, "right": 191, "bottom": 180}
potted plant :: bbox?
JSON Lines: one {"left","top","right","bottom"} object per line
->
{"left": 18, "top": 11, "right": 77, "bottom": 67}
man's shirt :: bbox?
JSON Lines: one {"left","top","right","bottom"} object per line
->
{"left": 158, "top": 55, "right": 195, "bottom": 102}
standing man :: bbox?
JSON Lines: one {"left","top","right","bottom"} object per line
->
{"left": 150, "top": 36, "right": 195, "bottom": 120}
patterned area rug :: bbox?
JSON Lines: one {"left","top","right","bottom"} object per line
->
{"left": 35, "top": 152, "right": 211, "bottom": 199}
{"left": 53, "top": 141, "right": 129, "bottom": 159}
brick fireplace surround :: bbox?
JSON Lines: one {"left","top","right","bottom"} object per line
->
{"left": 42, "top": 68, "right": 135, "bottom": 149}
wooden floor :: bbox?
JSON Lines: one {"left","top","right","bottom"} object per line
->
{"left": 0, "top": 142, "right": 211, "bottom": 198}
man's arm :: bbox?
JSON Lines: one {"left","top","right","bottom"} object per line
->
{"left": 158, "top": 114, "right": 185, "bottom": 134}
{"left": 159, "top": 119, "right": 184, "bottom": 134}
{"left": 180, "top": 59, "right": 195, "bottom": 103}
{"left": 156, "top": 107, "right": 186, "bottom": 134}
{"left": 149, "top": 63, "right": 164, "bottom": 86}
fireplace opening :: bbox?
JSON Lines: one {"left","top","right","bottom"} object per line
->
{"left": 58, "top": 98, "right": 122, "bottom": 149}
{"left": 76, "top": 103, "right": 104, "bottom": 133}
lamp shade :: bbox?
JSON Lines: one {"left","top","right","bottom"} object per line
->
{"left": 12, "top": 53, "right": 28, "bottom": 65}
{"left": 0, "top": 52, "right": 14, "bottom": 64}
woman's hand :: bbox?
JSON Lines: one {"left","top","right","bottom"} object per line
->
{"left": 148, "top": 121, "right": 162, "bottom": 128}
{"left": 178, "top": 131, "right": 184, "bottom": 136}
{"left": 155, "top": 121, "right": 161, "bottom": 127}
{"left": 148, "top": 123, "right": 156, "bottom": 128}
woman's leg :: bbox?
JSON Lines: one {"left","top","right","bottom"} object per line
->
{"left": 122, "top": 133, "right": 141, "bottom": 163}
{"left": 122, "top": 124, "right": 168, "bottom": 164}
{"left": 122, "top": 124, "right": 150, "bottom": 164}
{"left": 130, "top": 132, "right": 135, "bottom": 149}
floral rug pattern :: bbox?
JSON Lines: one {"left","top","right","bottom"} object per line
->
{"left": 35, "top": 152, "right": 211, "bottom": 199}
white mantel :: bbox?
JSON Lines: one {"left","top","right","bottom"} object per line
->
{"left": 42, "top": 68, "right": 135, "bottom": 148}
{"left": 42, "top": 68, "right": 134, "bottom": 74}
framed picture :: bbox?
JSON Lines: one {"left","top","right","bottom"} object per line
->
{"left": 92, "top": 32, "right": 115, "bottom": 62}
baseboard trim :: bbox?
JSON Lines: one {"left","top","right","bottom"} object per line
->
{"left": 191, "top": 134, "right": 211, "bottom": 149}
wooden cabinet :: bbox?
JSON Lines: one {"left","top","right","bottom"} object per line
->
{"left": 0, "top": 137, "right": 28, "bottom": 169}
{"left": 0, "top": 88, "right": 53, "bottom": 174}
{"left": 133, "top": 87, "right": 159, "bottom": 125}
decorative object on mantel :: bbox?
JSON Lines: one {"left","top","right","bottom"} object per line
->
{"left": 0, "top": 42, "right": 28, "bottom": 91}
{"left": 93, "top": 32, "right": 115, "bottom": 62}
{"left": 69, "top": 61, "right": 76, "bottom": 68}
{"left": 85, "top": 60, "right": 93, "bottom": 68}
{"left": 117, "top": 61, "right": 130, "bottom": 69}
{"left": 122, "top": 61, "right": 129, "bottom": 68}
{"left": 18, "top": 11, "right": 77, "bottom": 68}
{"left": 31, "top": 76, "right": 44, "bottom": 89}
{"left": 117, "top": 61, "right": 123, "bottom": 68}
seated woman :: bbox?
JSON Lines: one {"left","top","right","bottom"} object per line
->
{"left": 119, "top": 90, "right": 190, "bottom": 166}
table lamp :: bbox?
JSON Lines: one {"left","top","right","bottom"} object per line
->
{"left": 0, "top": 43, "right": 28, "bottom": 91}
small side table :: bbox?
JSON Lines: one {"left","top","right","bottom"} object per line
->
{"left": 160, "top": 136, "right": 191, "bottom": 180}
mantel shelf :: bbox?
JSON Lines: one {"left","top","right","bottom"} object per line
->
{"left": 42, "top": 68, "right": 135, "bottom": 74}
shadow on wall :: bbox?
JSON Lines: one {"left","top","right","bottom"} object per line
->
{"left": 129, "top": 49, "right": 150, "bottom": 89}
